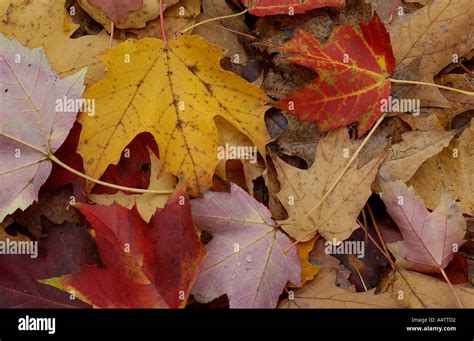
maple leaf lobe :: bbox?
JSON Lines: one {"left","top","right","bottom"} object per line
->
{"left": 276, "top": 13, "right": 395, "bottom": 135}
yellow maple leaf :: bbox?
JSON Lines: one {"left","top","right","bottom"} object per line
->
{"left": 78, "top": 36, "right": 270, "bottom": 195}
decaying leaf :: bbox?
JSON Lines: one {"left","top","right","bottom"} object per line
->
{"left": 191, "top": 184, "right": 301, "bottom": 308}
{"left": 276, "top": 13, "right": 396, "bottom": 135}
{"left": 379, "top": 173, "right": 466, "bottom": 273}
{"left": 0, "top": 34, "right": 85, "bottom": 221}
{"left": 273, "top": 128, "right": 386, "bottom": 242}
{"left": 78, "top": 36, "right": 270, "bottom": 196}
{"left": 12, "top": 188, "right": 81, "bottom": 239}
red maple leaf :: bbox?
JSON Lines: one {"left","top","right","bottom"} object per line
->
{"left": 241, "top": 0, "right": 345, "bottom": 16}
{"left": 276, "top": 13, "right": 396, "bottom": 135}
{"left": 41, "top": 186, "right": 206, "bottom": 308}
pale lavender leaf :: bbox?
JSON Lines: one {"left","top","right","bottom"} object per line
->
{"left": 0, "top": 34, "right": 86, "bottom": 221}
{"left": 191, "top": 183, "right": 301, "bottom": 308}
{"left": 379, "top": 172, "right": 466, "bottom": 273}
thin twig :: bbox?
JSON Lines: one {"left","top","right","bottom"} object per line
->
{"left": 456, "top": 62, "right": 474, "bottom": 78}
{"left": 357, "top": 219, "right": 397, "bottom": 270}
{"left": 207, "top": 23, "right": 256, "bottom": 40}
{"left": 367, "top": 203, "right": 393, "bottom": 270}
{"left": 179, "top": 9, "right": 248, "bottom": 34}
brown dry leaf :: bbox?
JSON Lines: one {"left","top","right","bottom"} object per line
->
{"left": 409, "top": 121, "right": 474, "bottom": 215}
{"left": 391, "top": 269, "right": 474, "bottom": 308}
{"left": 128, "top": 0, "right": 201, "bottom": 39}
{"left": 89, "top": 149, "right": 177, "bottom": 223}
{"left": 193, "top": 0, "right": 249, "bottom": 64}
{"left": 390, "top": 0, "right": 474, "bottom": 107}
{"left": 0, "top": 0, "right": 110, "bottom": 86}
{"left": 400, "top": 109, "right": 447, "bottom": 131}
{"left": 279, "top": 268, "right": 402, "bottom": 308}
{"left": 273, "top": 128, "right": 385, "bottom": 242}
{"left": 274, "top": 115, "right": 323, "bottom": 166}
{"left": 377, "top": 129, "right": 455, "bottom": 186}
{"left": 401, "top": 74, "right": 474, "bottom": 131}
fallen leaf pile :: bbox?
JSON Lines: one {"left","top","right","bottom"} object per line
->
{"left": 0, "top": 0, "right": 473, "bottom": 309}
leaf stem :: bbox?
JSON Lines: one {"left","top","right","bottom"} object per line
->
{"left": 159, "top": 0, "right": 168, "bottom": 45}
{"left": 388, "top": 0, "right": 400, "bottom": 23}
{"left": 439, "top": 266, "right": 464, "bottom": 308}
{"left": 367, "top": 203, "right": 394, "bottom": 270}
{"left": 109, "top": 22, "right": 114, "bottom": 49}
{"left": 281, "top": 113, "right": 387, "bottom": 248}
{"left": 206, "top": 23, "right": 257, "bottom": 41}
{"left": 357, "top": 219, "right": 397, "bottom": 270}
{"left": 48, "top": 154, "right": 173, "bottom": 195}
{"left": 179, "top": 9, "right": 249, "bottom": 34}
{"left": 389, "top": 78, "right": 474, "bottom": 96}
